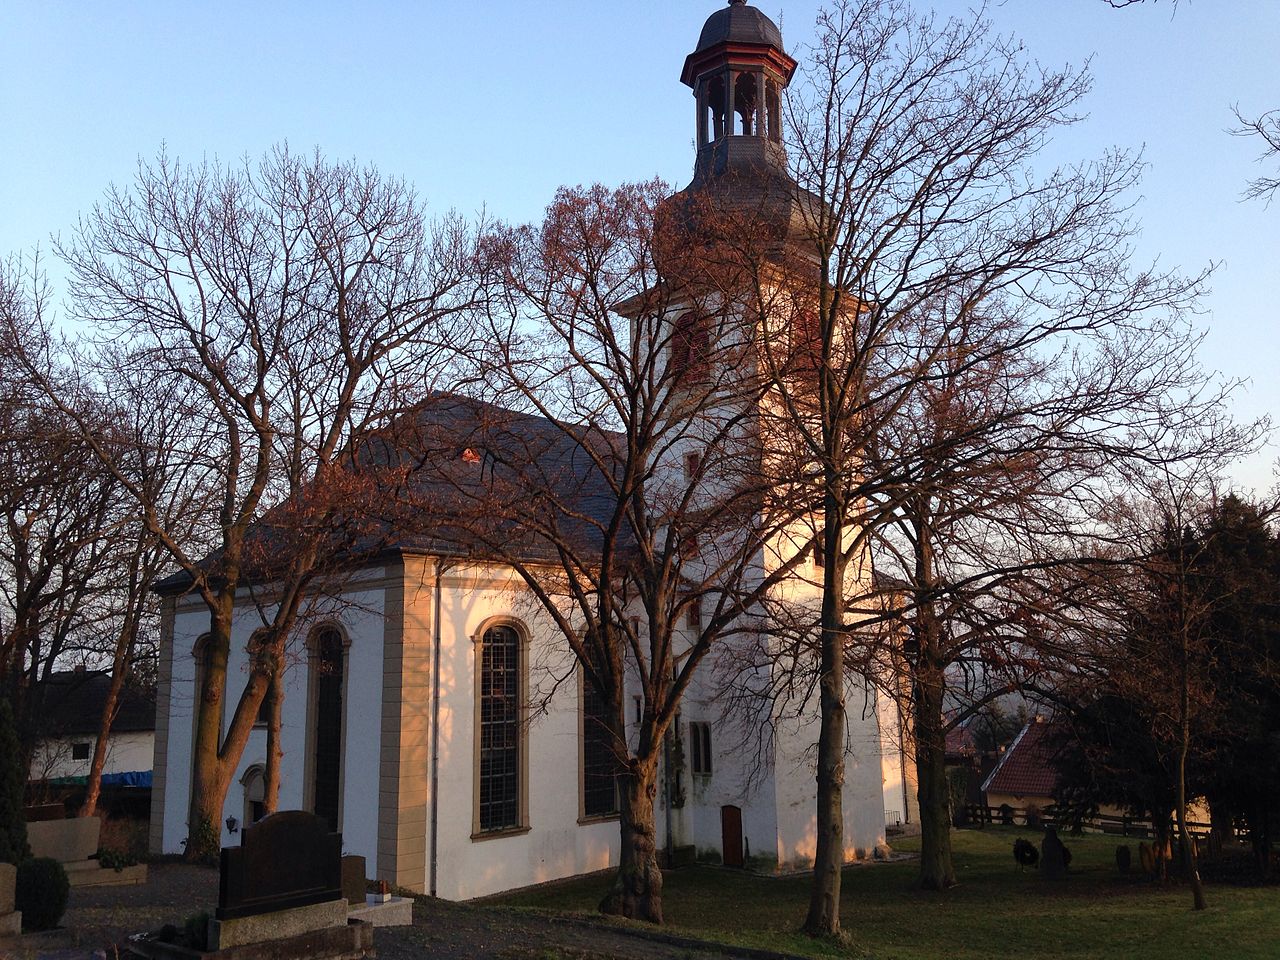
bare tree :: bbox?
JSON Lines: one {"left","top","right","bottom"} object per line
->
{"left": 391, "top": 180, "right": 819, "bottom": 923}
{"left": 80, "top": 508, "right": 167, "bottom": 819}
{"left": 8, "top": 147, "right": 486, "bottom": 860}
{"left": 730, "top": 0, "right": 1247, "bottom": 925}
{"left": 0, "top": 264, "right": 125, "bottom": 759}
{"left": 1232, "top": 106, "right": 1280, "bottom": 204}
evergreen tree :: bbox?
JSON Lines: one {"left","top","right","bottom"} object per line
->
{"left": 0, "top": 696, "right": 30, "bottom": 864}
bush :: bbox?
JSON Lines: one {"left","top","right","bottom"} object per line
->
{"left": 182, "top": 911, "right": 210, "bottom": 951}
{"left": 96, "top": 847, "right": 138, "bottom": 872}
{"left": 16, "top": 857, "right": 70, "bottom": 931}
{"left": 98, "top": 816, "right": 149, "bottom": 862}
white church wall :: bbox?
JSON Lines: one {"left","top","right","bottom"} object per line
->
{"left": 676, "top": 681, "right": 780, "bottom": 871}
{"left": 843, "top": 679, "right": 889, "bottom": 858}
{"left": 157, "top": 600, "right": 204, "bottom": 856}
{"left": 429, "top": 564, "right": 620, "bottom": 901}
{"left": 155, "top": 574, "right": 390, "bottom": 867}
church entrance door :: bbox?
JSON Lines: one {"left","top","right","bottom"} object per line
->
{"left": 721, "top": 805, "right": 744, "bottom": 867}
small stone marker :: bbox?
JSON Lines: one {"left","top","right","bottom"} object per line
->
{"left": 1116, "top": 845, "right": 1132, "bottom": 874}
{"left": 0, "top": 862, "right": 20, "bottom": 937}
{"left": 1040, "top": 827, "right": 1068, "bottom": 880}
{"left": 217, "top": 810, "right": 342, "bottom": 920}
{"left": 341, "top": 855, "right": 367, "bottom": 907}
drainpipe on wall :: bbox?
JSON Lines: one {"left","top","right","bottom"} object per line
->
{"left": 898, "top": 697, "right": 911, "bottom": 824}
{"left": 662, "top": 722, "right": 673, "bottom": 866}
{"left": 428, "top": 558, "right": 446, "bottom": 897}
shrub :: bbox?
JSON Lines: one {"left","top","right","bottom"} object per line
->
{"left": 183, "top": 911, "right": 211, "bottom": 951}
{"left": 96, "top": 847, "right": 139, "bottom": 872}
{"left": 98, "top": 816, "right": 149, "bottom": 862}
{"left": 16, "top": 857, "right": 70, "bottom": 931}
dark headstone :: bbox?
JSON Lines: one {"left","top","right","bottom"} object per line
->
{"left": 999, "top": 804, "right": 1014, "bottom": 825}
{"left": 1116, "top": 844, "right": 1132, "bottom": 874}
{"left": 216, "top": 810, "right": 342, "bottom": 920}
{"left": 23, "top": 804, "right": 64, "bottom": 823}
{"left": 1138, "top": 841, "right": 1155, "bottom": 875}
{"left": 341, "top": 855, "right": 366, "bottom": 906}
{"left": 1040, "top": 827, "right": 1068, "bottom": 880}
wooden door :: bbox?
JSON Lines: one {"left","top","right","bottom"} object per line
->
{"left": 721, "top": 804, "right": 744, "bottom": 868}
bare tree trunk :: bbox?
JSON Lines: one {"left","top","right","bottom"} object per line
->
{"left": 805, "top": 523, "right": 846, "bottom": 937}
{"left": 186, "top": 594, "right": 235, "bottom": 863}
{"left": 914, "top": 668, "right": 955, "bottom": 890}
{"left": 1176, "top": 617, "right": 1207, "bottom": 909}
{"left": 600, "top": 755, "right": 663, "bottom": 924}
{"left": 80, "top": 665, "right": 125, "bottom": 819}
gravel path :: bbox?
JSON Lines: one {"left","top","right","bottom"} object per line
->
{"left": 1, "top": 864, "right": 766, "bottom": 960}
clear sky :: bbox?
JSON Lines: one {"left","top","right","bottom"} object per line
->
{"left": 2, "top": 1, "right": 1277, "bottom": 490}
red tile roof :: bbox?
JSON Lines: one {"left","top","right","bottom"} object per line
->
{"left": 981, "top": 717, "right": 1060, "bottom": 800}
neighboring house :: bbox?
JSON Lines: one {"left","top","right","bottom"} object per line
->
{"left": 981, "top": 716, "right": 1059, "bottom": 814}
{"left": 28, "top": 667, "right": 156, "bottom": 785}
{"left": 149, "top": 3, "right": 892, "bottom": 900}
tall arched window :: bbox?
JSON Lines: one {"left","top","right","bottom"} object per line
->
{"left": 309, "top": 626, "right": 346, "bottom": 833}
{"left": 477, "top": 624, "right": 522, "bottom": 834}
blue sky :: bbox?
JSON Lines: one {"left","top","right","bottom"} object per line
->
{"left": 2, "top": 1, "right": 1277, "bottom": 490}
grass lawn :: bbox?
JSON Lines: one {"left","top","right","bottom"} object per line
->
{"left": 497, "top": 827, "right": 1280, "bottom": 959}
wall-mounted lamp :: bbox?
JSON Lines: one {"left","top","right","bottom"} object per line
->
{"left": 225, "top": 816, "right": 239, "bottom": 834}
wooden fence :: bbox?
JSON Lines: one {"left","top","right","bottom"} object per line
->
{"left": 962, "top": 803, "right": 1239, "bottom": 840}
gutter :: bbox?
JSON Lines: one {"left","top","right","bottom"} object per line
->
{"left": 429, "top": 557, "right": 446, "bottom": 897}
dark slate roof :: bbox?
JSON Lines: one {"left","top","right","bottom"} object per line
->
{"left": 359, "top": 392, "right": 629, "bottom": 564}
{"left": 155, "top": 393, "right": 630, "bottom": 595}
{"left": 34, "top": 669, "right": 156, "bottom": 735}
{"left": 981, "top": 717, "right": 1061, "bottom": 800}
{"left": 696, "top": 2, "right": 785, "bottom": 53}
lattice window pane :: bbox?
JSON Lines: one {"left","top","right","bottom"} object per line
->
{"left": 479, "top": 626, "right": 521, "bottom": 832}
{"left": 583, "top": 681, "right": 620, "bottom": 818}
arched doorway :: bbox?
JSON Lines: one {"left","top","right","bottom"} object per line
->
{"left": 721, "top": 804, "right": 744, "bottom": 868}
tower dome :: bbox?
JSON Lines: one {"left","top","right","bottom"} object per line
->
{"left": 692, "top": 0, "right": 785, "bottom": 57}
{"left": 656, "top": 2, "right": 822, "bottom": 274}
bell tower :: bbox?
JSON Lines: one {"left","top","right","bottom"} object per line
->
{"left": 680, "top": 0, "right": 797, "bottom": 186}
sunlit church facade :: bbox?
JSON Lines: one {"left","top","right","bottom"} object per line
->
{"left": 149, "top": 1, "right": 907, "bottom": 899}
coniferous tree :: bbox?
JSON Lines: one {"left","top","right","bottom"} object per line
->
{"left": 0, "top": 696, "right": 31, "bottom": 864}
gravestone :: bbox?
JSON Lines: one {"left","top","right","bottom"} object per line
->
{"left": 1040, "top": 827, "right": 1068, "bottom": 880}
{"left": 217, "top": 810, "right": 342, "bottom": 920}
{"left": 208, "top": 810, "right": 350, "bottom": 951}
{"left": 0, "top": 862, "right": 19, "bottom": 937}
{"left": 341, "top": 855, "right": 366, "bottom": 907}
{"left": 1116, "top": 845, "right": 1132, "bottom": 874}
{"left": 1138, "top": 841, "right": 1155, "bottom": 875}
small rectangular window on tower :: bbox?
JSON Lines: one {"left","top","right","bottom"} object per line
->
{"left": 684, "top": 450, "right": 702, "bottom": 481}
{"left": 71, "top": 742, "right": 91, "bottom": 762}
{"left": 685, "top": 596, "right": 702, "bottom": 632}
{"left": 813, "top": 537, "right": 825, "bottom": 569}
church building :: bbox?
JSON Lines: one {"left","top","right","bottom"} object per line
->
{"left": 148, "top": 1, "right": 899, "bottom": 900}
